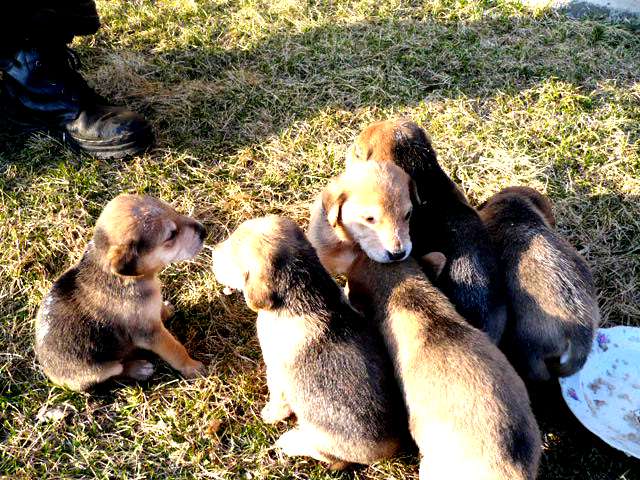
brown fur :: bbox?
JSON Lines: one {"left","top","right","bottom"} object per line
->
{"left": 212, "top": 216, "right": 406, "bottom": 467}
{"left": 346, "top": 254, "right": 541, "bottom": 480}
{"left": 346, "top": 118, "right": 468, "bottom": 205}
{"left": 479, "top": 187, "right": 599, "bottom": 381}
{"left": 308, "top": 161, "right": 418, "bottom": 275}
{"left": 35, "top": 194, "right": 206, "bottom": 391}
{"left": 342, "top": 119, "right": 508, "bottom": 343}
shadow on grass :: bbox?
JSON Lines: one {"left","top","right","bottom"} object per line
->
{"left": 4, "top": 10, "right": 639, "bottom": 157}
{"left": 532, "top": 382, "right": 638, "bottom": 480}
{"left": 84, "top": 13, "right": 639, "bottom": 157}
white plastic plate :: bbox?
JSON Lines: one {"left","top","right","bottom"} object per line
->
{"left": 559, "top": 326, "right": 640, "bottom": 459}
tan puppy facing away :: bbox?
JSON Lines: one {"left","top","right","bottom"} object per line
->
{"left": 346, "top": 253, "right": 541, "bottom": 480}
{"left": 212, "top": 216, "right": 405, "bottom": 467}
{"left": 35, "top": 195, "right": 206, "bottom": 391}
{"left": 308, "top": 160, "right": 419, "bottom": 275}
{"left": 479, "top": 187, "right": 599, "bottom": 381}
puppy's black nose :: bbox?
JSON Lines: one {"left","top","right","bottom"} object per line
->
{"left": 195, "top": 222, "right": 207, "bottom": 241}
{"left": 387, "top": 250, "right": 406, "bottom": 261}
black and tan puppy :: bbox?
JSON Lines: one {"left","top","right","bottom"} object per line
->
{"left": 346, "top": 119, "right": 507, "bottom": 343}
{"left": 211, "top": 216, "right": 405, "bottom": 467}
{"left": 479, "top": 186, "right": 599, "bottom": 382}
{"left": 346, "top": 253, "right": 541, "bottom": 480}
{"left": 35, "top": 195, "right": 206, "bottom": 391}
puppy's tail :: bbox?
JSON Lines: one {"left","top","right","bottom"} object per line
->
{"left": 546, "top": 325, "right": 594, "bottom": 377}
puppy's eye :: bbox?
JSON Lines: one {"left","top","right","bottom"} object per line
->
{"left": 365, "top": 216, "right": 376, "bottom": 224}
{"left": 166, "top": 229, "right": 178, "bottom": 242}
{"left": 405, "top": 209, "right": 413, "bottom": 221}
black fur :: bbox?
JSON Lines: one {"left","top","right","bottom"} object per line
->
{"left": 479, "top": 190, "right": 598, "bottom": 381}
{"left": 35, "top": 244, "right": 154, "bottom": 387}
{"left": 389, "top": 122, "right": 506, "bottom": 343}
{"left": 264, "top": 234, "right": 406, "bottom": 446}
{"left": 346, "top": 255, "right": 541, "bottom": 479}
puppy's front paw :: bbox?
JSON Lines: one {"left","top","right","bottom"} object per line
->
{"left": 261, "top": 400, "right": 292, "bottom": 424}
{"left": 124, "top": 360, "right": 155, "bottom": 381}
{"left": 275, "top": 429, "right": 305, "bottom": 457}
{"left": 180, "top": 359, "right": 205, "bottom": 378}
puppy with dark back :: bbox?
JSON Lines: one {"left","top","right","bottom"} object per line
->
{"left": 212, "top": 216, "right": 405, "bottom": 468}
{"left": 346, "top": 119, "right": 507, "bottom": 343}
{"left": 479, "top": 186, "right": 599, "bottom": 382}
{"left": 35, "top": 195, "right": 206, "bottom": 391}
{"left": 346, "top": 252, "right": 541, "bottom": 480}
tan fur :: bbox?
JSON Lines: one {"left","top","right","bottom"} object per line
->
{"left": 275, "top": 426, "right": 400, "bottom": 465}
{"left": 346, "top": 118, "right": 469, "bottom": 205}
{"left": 96, "top": 195, "right": 206, "bottom": 276}
{"left": 479, "top": 187, "right": 599, "bottom": 381}
{"left": 346, "top": 255, "right": 541, "bottom": 480}
{"left": 95, "top": 195, "right": 205, "bottom": 376}
{"left": 35, "top": 194, "right": 206, "bottom": 391}
{"left": 346, "top": 119, "right": 398, "bottom": 165}
{"left": 308, "top": 161, "right": 416, "bottom": 274}
{"left": 210, "top": 216, "right": 303, "bottom": 312}
{"left": 212, "top": 216, "right": 405, "bottom": 467}
{"left": 518, "top": 236, "right": 576, "bottom": 319}
{"left": 420, "top": 251, "right": 447, "bottom": 280}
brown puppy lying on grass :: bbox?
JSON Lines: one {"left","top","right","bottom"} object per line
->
{"left": 35, "top": 195, "right": 206, "bottom": 391}
{"left": 346, "top": 253, "right": 541, "bottom": 480}
{"left": 479, "top": 187, "right": 599, "bottom": 382}
{"left": 211, "top": 216, "right": 405, "bottom": 467}
{"left": 346, "top": 119, "right": 507, "bottom": 344}
{"left": 308, "top": 160, "right": 419, "bottom": 275}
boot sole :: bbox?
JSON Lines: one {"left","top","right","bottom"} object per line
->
{"left": 1, "top": 98, "right": 154, "bottom": 160}
{"left": 64, "top": 127, "right": 155, "bottom": 160}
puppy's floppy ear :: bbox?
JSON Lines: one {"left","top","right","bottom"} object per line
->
{"left": 525, "top": 193, "right": 556, "bottom": 228}
{"left": 243, "top": 266, "right": 279, "bottom": 311}
{"left": 322, "top": 181, "right": 347, "bottom": 228}
{"left": 108, "top": 242, "right": 141, "bottom": 277}
{"left": 409, "top": 178, "right": 422, "bottom": 206}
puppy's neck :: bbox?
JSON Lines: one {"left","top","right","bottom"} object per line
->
{"left": 264, "top": 252, "right": 352, "bottom": 325}
{"left": 389, "top": 140, "right": 458, "bottom": 200}
{"left": 417, "top": 168, "right": 465, "bottom": 205}
{"left": 257, "top": 308, "right": 326, "bottom": 343}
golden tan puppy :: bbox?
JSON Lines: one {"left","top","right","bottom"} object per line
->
{"left": 346, "top": 253, "right": 541, "bottom": 480}
{"left": 345, "top": 119, "right": 507, "bottom": 344}
{"left": 212, "top": 216, "right": 405, "bottom": 467}
{"left": 35, "top": 195, "right": 206, "bottom": 391}
{"left": 308, "top": 160, "right": 418, "bottom": 275}
{"left": 479, "top": 186, "right": 599, "bottom": 381}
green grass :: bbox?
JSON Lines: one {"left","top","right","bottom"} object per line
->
{"left": 1, "top": 0, "right": 640, "bottom": 478}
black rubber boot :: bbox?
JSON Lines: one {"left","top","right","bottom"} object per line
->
{"left": 0, "top": 47, "right": 153, "bottom": 159}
